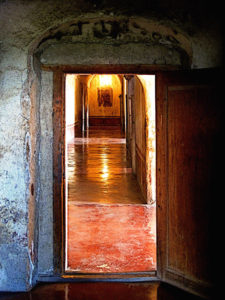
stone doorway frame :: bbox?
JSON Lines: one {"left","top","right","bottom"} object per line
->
{"left": 41, "top": 63, "right": 179, "bottom": 279}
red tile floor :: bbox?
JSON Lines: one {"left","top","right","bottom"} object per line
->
{"left": 66, "top": 126, "right": 156, "bottom": 273}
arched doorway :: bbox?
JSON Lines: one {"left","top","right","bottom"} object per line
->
{"left": 28, "top": 16, "right": 220, "bottom": 298}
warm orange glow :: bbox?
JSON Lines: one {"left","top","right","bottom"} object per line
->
{"left": 137, "top": 75, "right": 156, "bottom": 204}
{"left": 65, "top": 74, "right": 76, "bottom": 142}
{"left": 99, "top": 75, "right": 112, "bottom": 87}
{"left": 101, "top": 164, "right": 109, "bottom": 180}
{"left": 101, "top": 152, "right": 109, "bottom": 180}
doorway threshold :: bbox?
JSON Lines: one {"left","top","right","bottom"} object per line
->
{"left": 38, "top": 272, "right": 158, "bottom": 283}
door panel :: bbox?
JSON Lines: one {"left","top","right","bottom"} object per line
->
{"left": 156, "top": 69, "right": 222, "bottom": 298}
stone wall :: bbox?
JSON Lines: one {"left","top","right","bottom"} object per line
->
{"left": 0, "top": 45, "right": 33, "bottom": 290}
{"left": 38, "top": 71, "right": 54, "bottom": 275}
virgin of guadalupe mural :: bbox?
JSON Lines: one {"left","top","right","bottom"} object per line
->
{"left": 97, "top": 87, "right": 113, "bottom": 107}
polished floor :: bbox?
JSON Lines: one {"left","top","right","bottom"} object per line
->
{"left": 0, "top": 282, "right": 203, "bottom": 300}
{"left": 66, "top": 126, "right": 156, "bottom": 273}
{"left": 66, "top": 126, "right": 146, "bottom": 204}
{"left": 67, "top": 203, "right": 156, "bottom": 272}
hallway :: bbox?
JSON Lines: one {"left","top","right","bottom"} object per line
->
{"left": 67, "top": 126, "right": 146, "bottom": 204}
{"left": 66, "top": 126, "right": 156, "bottom": 273}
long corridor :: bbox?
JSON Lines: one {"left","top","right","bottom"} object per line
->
{"left": 67, "top": 126, "right": 146, "bottom": 204}
{"left": 66, "top": 126, "right": 156, "bottom": 273}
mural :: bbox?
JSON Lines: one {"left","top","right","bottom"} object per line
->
{"left": 97, "top": 87, "right": 113, "bottom": 107}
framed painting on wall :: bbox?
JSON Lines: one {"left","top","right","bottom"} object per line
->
{"left": 97, "top": 87, "right": 113, "bottom": 107}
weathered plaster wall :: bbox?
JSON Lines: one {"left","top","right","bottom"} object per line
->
{"left": 36, "top": 16, "right": 222, "bottom": 69}
{"left": 38, "top": 71, "right": 54, "bottom": 275}
{"left": 0, "top": 46, "right": 43, "bottom": 290}
{"left": 36, "top": 17, "right": 190, "bottom": 67}
{"left": 27, "top": 55, "right": 42, "bottom": 288}
{"left": 0, "top": 43, "right": 34, "bottom": 290}
{"left": 0, "top": 0, "right": 223, "bottom": 292}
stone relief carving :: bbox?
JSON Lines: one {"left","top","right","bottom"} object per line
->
{"left": 38, "top": 18, "right": 187, "bottom": 48}
{"left": 36, "top": 17, "right": 192, "bottom": 67}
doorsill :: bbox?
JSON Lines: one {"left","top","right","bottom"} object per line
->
{"left": 38, "top": 271, "right": 158, "bottom": 283}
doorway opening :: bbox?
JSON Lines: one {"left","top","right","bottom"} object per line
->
{"left": 64, "top": 73, "right": 156, "bottom": 274}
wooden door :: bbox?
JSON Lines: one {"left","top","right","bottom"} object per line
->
{"left": 156, "top": 69, "right": 223, "bottom": 299}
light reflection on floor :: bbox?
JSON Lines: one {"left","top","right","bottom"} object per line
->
{"left": 1, "top": 281, "right": 202, "bottom": 300}
{"left": 67, "top": 127, "right": 145, "bottom": 204}
{"left": 66, "top": 126, "right": 156, "bottom": 273}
